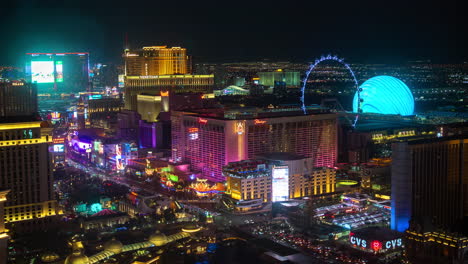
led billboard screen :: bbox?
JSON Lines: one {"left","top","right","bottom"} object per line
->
{"left": 31, "top": 61, "right": 54, "bottom": 83}
{"left": 272, "top": 166, "right": 289, "bottom": 202}
{"left": 55, "top": 61, "right": 63, "bottom": 82}
{"left": 53, "top": 144, "right": 65, "bottom": 153}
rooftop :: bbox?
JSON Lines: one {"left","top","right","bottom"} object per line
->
{"left": 258, "top": 152, "right": 306, "bottom": 161}
{"left": 352, "top": 227, "right": 402, "bottom": 241}
{"left": 351, "top": 118, "right": 431, "bottom": 132}
{"left": 175, "top": 106, "right": 332, "bottom": 120}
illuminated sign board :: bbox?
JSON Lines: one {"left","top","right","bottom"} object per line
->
{"left": 55, "top": 61, "right": 63, "bottom": 82}
{"left": 272, "top": 166, "right": 289, "bottom": 202}
{"left": 198, "top": 118, "right": 208, "bottom": 124}
{"left": 53, "top": 144, "right": 65, "bottom": 153}
{"left": 236, "top": 121, "right": 245, "bottom": 135}
{"left": 88, "top": 94, "right": 102, "bottom": 100}
{"left": 31, "top": 61, "right": 54, "bottom": 83}
{"left": 349, "top": 233, "right": 403, "bottom": 252}
{"left": 254, "top": 119, "right": 266, "bottom": 125}
{"left": 188, "top": 127, "right": 199, "bottom": 140}
{"left": 53, "top": 137, "right": 65, "bottom": 144}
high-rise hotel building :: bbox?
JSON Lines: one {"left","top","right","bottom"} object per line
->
{"left": 172, "top": 107, "right": 337, "bottom": 182}
{"left": 0, "top": 121, "right": 59, "bottom": 231}
{"left": 123, "top": 46, "right": 214, "bottom": 111}
{"left": 392, "top": 137, "right": 468, "bottom": 232}
{"left": 125, "top": 46, "right": 189, "bottom": 76}
{"left": 0, "top": 80, "right": 37, "bottom": 118}
{"left": 0, "top": 80, "right": 59, "bottom": 232}
{"left": 391, "top": 137, "right": 468, "bottom": 263}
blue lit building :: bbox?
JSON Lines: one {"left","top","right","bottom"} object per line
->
{"left": 353, "top": 76, "right": 414, "bottom": 116}
{"left": 391, "top": 137, "right": 468, "bottom": 233}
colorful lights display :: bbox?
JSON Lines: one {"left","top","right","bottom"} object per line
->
{"left": 349, "top": 232, "right": 403, "bottom": 252}
{"left": 352, "top": 76, "right": 414, "bottom": 116}
{"left": 188, "top": 179, "right": 225, "bottom": 197}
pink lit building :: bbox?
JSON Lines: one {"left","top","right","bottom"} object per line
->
{"left": 171, "top": 108, "right": 337, "bottom": 182}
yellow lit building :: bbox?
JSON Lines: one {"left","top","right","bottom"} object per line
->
{"left": 257, "top": 153, "right": 336, "bottom": 199}
{"left": 224, "top": 160, "right": 272, "bottom": 203}
{"left": 224, "top": 155, "right": 336, "bottom": 211}
{"left": 124, "top": 74, "right": 214, "bottom": 111}
{"left": 125, "top": 46, "right": 189, "bottom": 76}
{"left": 123, "top": 46, "right": 214, "bottom": 111}
{"left": 0, "top": 189, "right": 9, "bottom": 264}
{"left": 0, "top": 121, "right": 60, "bottom": 232}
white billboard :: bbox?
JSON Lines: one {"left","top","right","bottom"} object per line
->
{"left": 272, "top": 166, "right": 289, "bottom": 202}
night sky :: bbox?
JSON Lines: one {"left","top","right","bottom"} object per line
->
{"left": 0, "top": 0, "right": 466, "bottom": 66}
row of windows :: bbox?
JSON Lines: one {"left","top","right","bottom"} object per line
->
{"left": 0, "top": 129, "right": 38, "bottom": 141}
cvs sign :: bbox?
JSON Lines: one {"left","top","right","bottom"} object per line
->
{"left": 350, "top": 236, "right": 367, "bottom": 248}
{"left": 385, "top": 238, "right": 402, "bottom": 249}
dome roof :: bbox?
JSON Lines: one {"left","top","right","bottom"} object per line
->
{"left": 64, "top": 250, "right": 89, "bottom": 264}
{"left": 103, "top": 237, "right": 123, "bottom": 254}
{"left": 353, "top": 76, "right": 414, "bottom": 116}
{"left": 181, "top": 223, "right": 201, "bottom": 233}
{"left": 148, "top": 231, "right": 168, "bottom": 247}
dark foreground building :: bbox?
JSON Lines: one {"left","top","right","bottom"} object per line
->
{"left": 391, "top": 137, "right": 468, "bottom": 264}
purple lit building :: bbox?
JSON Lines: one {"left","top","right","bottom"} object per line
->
{"left": 172, "top": 107, "right": 337, "bottom": 182}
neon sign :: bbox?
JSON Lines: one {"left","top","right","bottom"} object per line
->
{"left": 254, "top": 119, "right": 266, "bottom": 125}
{"left": 198, "top": 118, "right": 208, "bottom": 124}
{"left": 385, "top": 239, "right": 402, "bottom": 249}
{"left": 350, "top": 236, "right": 367, "bottom": 248}
{"left": 371, "top": 240, "right": 382, "bottom": 251}
{"left": 350, "top": 235, "right": 402, "bottom": 251}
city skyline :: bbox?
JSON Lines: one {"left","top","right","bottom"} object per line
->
{"left": 0, "top": 1, "right": 467, "bottom": 264}
{"left": 0, "top": 0, "right": 466, "bottom": 66}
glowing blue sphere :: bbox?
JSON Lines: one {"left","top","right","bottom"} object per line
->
{"left": 353, "top": 76, "right": 414, "bottom": 116}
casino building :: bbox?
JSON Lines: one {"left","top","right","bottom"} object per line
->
{"left": 123, "top": 46, "right": 214, "bottom": 111}
{"left": 223, "top": 156, "right": 336, "bottom": 212}
{"left": 0, "top": 80, "right": 37, "bottom": 118}
{"left": 0, "top": 121, "right": 60, "bottom": 232}
{"left": 172, "top": 107, "right": 337, "bottom": 182}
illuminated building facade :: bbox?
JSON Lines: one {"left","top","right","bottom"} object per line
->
{"left": 25, "top": 52, "right": 90, "bottom": 94}
{"left": 258, "top": 153, "right": 336, "bottom": 199}
{"left": 0, "top": 121, "right": 59, "bottom": 232}
{"left": 257, "top": 70, "right": 300, "bottom": 87}
{"left": 224, "top": 160, "right": 272, "bottom": 211}
{"left": 224, "top": 156, "right": 336, "bottom": 211}
{"left": 172, "top": 108, "right": 337, "bottom": 182}
{"left": 0, "top": 80, "right": 37, "bottom": 118}
{"left": 87, "top": 97, "right": 123, "bottom": 119}
{"left": 405, "top": 230, "right": 468, "bottom": 264}
{"left": 391, "top": 137, "right": 468, "bottom": 233}
{"left": 137, "top": 93, "right": 170, "bottom": 122}
{"left": 124, "top": 46, "right": 189, "bottom": 76}
{"left": 124, "top": 75, "right": 214, "bottom": 111}
{"left": 0, "top": 189, "right": 9, "bottom": 264}
{"left": 123, "top": 46, "right": 213, "bottom": 111}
